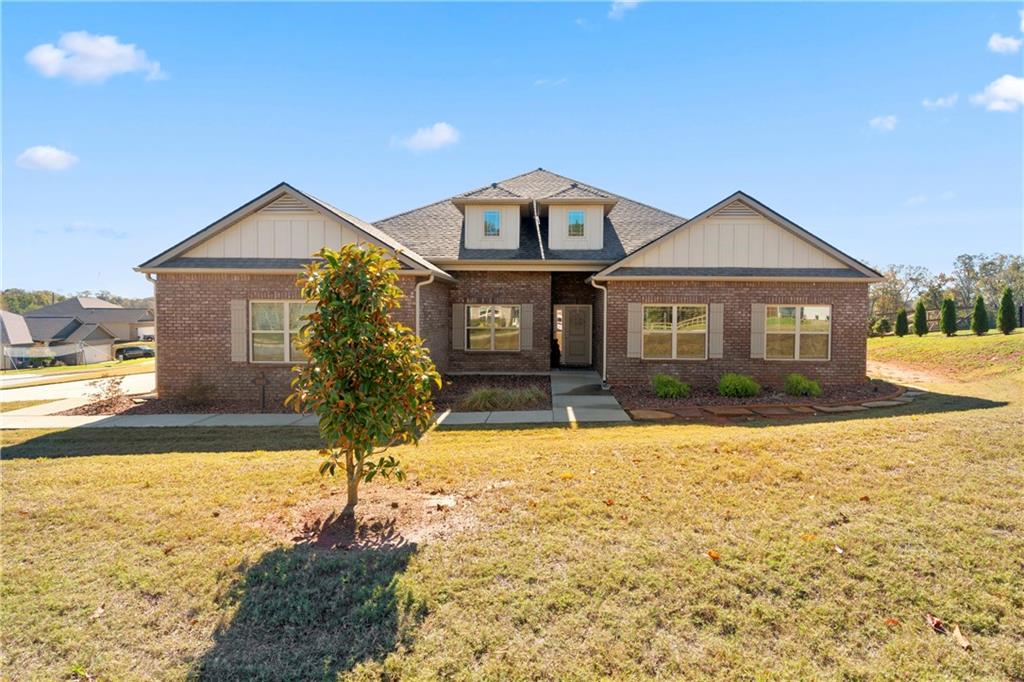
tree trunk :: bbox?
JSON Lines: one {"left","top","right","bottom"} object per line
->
{"left": 343, "top": 450, "right": 359, "bottom": 517}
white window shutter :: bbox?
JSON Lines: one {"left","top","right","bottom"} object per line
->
{"left": 750, "top": 303, "right": 766, "bottom": 359}
{"left": 708, "top": 303, "right": 724, "bottom": 359}
{"left": 520, "top": 304, "right": 533, "bottom": 351}
{"left": 452, "top": 304, "right": 465, "bottom": 350}
{"left": 230, "top": 300, "right": 247, "bottom": 362}
{"left": 627, "top": 303, "right": 642, "bottom": 358}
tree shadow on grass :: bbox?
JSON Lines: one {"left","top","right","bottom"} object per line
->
{"left": 1, "top": 427, "right": 323, "bottom": 459}
{"left": 191, "top": 515, "right": 423, "bottom": 681}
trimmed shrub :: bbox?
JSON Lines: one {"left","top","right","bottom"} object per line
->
{"left": 971, "top": 295, "right": 988, "bottom": 336}
{"left": 784, "top": 373, "right": 822, "bottom": 397}
{"left": 718, "top": 373, "right": 761, "bottom": 398}
{"left": 652, "top": 374, "right": 691, "bottom": 399}
{"left": 872, "top": 318, "right": 891, "bottom": 336}
{"left": 894, "top": 309, "right": 909, "bottom": 337}
{"left": 913, "top": 300, "right": 928, "bottom": 336}
{"left": 997, "top": 286, "right": 1017, "bottom": 335}
{"left": 940, "top": 298, "right": 957, "bottom": 336}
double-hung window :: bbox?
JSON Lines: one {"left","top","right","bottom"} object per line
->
{"left": 765, "top": 305, "right": 831, "bottom": 360}
{"left": 567, "top": 209, "right": 585, "bottom": 238}
{"left": 642, "top": 304, "right": 707, "bottom": 359}
{"left": 250, "top": 301, "right": 315, "bottom": 363}
{"left": 466, "top": 305, "right": 521, "bottom": 351}
{"left": 483, "top": 210, "right": 501, "bottom": 237}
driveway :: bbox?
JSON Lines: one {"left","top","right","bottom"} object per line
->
{"left": 0, "top": 372, "right": 155, "bottom": 402}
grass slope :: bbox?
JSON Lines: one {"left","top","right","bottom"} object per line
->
{"left": 2, "top": 339, "right": 1023, "bottom": 680}
{"left": 868, "top": 329, "right": 1024, "bottom": 379}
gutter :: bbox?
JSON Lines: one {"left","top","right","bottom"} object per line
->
{"left": 589, "top": 278, "right": 609, "bottom": 389}
{"left": 414, "top": 274, "right": 435, "bottom": 337}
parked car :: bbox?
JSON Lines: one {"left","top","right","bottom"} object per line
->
{"left": 116, "top": 346, "right": 155, "bottom": 360}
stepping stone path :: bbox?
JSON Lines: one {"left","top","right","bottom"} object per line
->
{"left": 860, "top": 400, "right": 906, "bottom": 408}
{"left": 629, "top": 409, "right": 675, "bottom": 420}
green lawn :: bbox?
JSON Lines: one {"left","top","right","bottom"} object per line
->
{"left": 0, "top": 358, "right": 154, "bottom": 391}
{"left": 0, "top": 399, "right": 53, "bottom": 413}
{"left": 868, "top": 328, "right": 1024, "bottom": 379}
{"left": 2, "top": 336, "right": 1022, "bottom": 680}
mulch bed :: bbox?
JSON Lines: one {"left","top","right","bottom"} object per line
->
{"left": 432, "top": 375, "right": 552, "bottom": 412}
{"left": 613, "top": 379, "right": 900, "bottom": 410}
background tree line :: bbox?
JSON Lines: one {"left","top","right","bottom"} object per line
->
{"left": 869, "top": 253, "right": 1023, "bottom": 332}
{"left": 0, "top": 288, "right": 154, "bottom": 315}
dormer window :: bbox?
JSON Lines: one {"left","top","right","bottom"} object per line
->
{"left": 568, "top": 210, "right": 585, "bottom": 237}
{"left": 484, "top": 210, "right": 501, "bottom": 237}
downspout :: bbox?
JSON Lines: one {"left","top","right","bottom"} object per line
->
{"left": 415, "top": 274, "right": 435, "bottom": 337}
{"left": 532, "top": 199, "right": 545, "bottom": 260}
{"left": 590, "top": 278, "right": 609, "bottom": 389}
{"left": 145, "top": 272, "right": 157, "bottom": 393}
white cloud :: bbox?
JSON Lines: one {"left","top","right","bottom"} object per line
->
{"left": 63, "top": 221, "right": 127, "bottom": 240}
{"left": 988, "top": 33, "right": 1022, "bottom": 54}
{"left": 534, "top": 77, "right": 568, "bottom": 87}
{"left": 25, "top": 31, "right": 164, "bottom": 83}
{"left": 970, "top": 74, "right": 1024, "bottom": 112}
{"left": 1020, "top": 9, "right": 1024, "bottom": 32}
{"left": 16, "top": 145, "right": 79, "bottom": 171}
{"left": 608, "top": 0, "right": 640, "bottom": 20}
{"left": 390, "top": 122, "right": 460, "bottom": 152}
{"left": 869, "top": 115, "right": 898, "bottom": 132}
{"left": 922, "top": 93, "right": 958, "bottom": 109}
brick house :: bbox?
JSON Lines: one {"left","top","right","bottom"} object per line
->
{"left": 137, "top": 169, "right": 881, "bottom": 405}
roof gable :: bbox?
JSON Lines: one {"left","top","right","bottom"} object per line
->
{"left": 138, "top": 183, "right": 452, "bottom": 280}
{"left": 0, "top": 310, "right": 33, "bottom": 346}
{"left": 594, "top": 192, "right": 882, "bottom": 280}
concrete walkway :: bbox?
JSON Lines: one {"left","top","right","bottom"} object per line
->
{"left": 436, "top": 370, "right": 630, "bottom": 426}
{"left": 1, "top": 371, "right": 631, "bottom": 429}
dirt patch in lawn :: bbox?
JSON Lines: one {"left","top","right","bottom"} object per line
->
{"left": 614, "top": 378, "right": 899, "bottom": 410}
{"left": 255, "top": 480, "right": 506, "bottom": 550}
{"left": 867, "top": 360, "right": 947, "bottom": 387}
{"left": 433, "top": 375, "right": 551, "bottom": 412}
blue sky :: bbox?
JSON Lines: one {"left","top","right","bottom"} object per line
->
{"left": 3, "top": 2, "right": 1022, "bottom": 297}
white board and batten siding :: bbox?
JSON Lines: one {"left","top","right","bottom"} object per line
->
{"left": 463, "top": 205, "right": 520, "bottom": 250}
{"left": 547, "top": 205, "right": 605, "bottom": 251}
{"left": 630, "top": 201, "right": 845, "bottom": 270}
{"left": 184, "top": 196, "right": 363, "bottom": 259}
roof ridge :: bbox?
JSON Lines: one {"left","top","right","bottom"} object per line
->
{"left": 528, "top": 168, "right": 689, "bottom": 223}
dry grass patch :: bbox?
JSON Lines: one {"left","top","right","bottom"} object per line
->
{"left": 2, "top": 351, "right": 1023, "bottom": 679}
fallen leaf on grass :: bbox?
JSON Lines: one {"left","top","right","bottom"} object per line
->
{"left": 559, "top": 472, "right": 574, "bottom": 480}
{"left": 925, "top": 613, "right": 946, "bottom": 633}
{"left": 706, "top": 549, "right": 721, "bottom": 562}
{"left": 605, "top": 499, "right": 615, "bottom": 506}
{"left": 885, "top": 617, "right": 901, "bottom": 627}
{"left": 90, "top": 604, "right": 104, "bottom": 620}
{"left": 952, "top": 624, "right": 972, "bottom": 651}
{"left": 859, "top": 495, "right": 870, "bottom": 502}
{"left": 834, "top": 545, "right": 845, "bottom": 555}
{"left": 801, "top": 533, "right": 817, "bottom": 542}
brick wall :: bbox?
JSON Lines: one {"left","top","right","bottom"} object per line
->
{"left": 418, "top": 279, "right": 451, "bottom": 373}
{"left": 604, "top": 280, "right": 869, "bottom": 388}
{"left": 446, "top": 271, "right": 552, "bottom": 373}
{"left": 155, "top": 272, "right": 428, "bottom": 406}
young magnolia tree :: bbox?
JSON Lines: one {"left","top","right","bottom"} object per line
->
{"left": 287, "top": 244, "right": 441, "bottom": 515}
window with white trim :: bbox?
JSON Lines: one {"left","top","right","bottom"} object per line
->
{"left": 466, "top": 305, "right": 521, "bottom": 351}
{"left": 250, "top": 301, "right": 314, "bottom": 363}
{"left": 642, "top": 304, "right": 707, "bottom": 359}
{"left": 483, "top": 210, "right": 501, "bottom": 237}
{"left": 568, "top": 209, "right": 585, "bottom": 238}
{"left": 765, "top": 305, "right": 831, "bottom": 360}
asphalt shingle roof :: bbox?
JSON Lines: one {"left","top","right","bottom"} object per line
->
{"left": 0, "top": 310, "right": 33, "bottom": 346}
{"left": 374, "top": 168, "right": 685, "bottom": 262}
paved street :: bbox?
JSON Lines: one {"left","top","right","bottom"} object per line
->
{"left": 0, "top": 372, "right": 155, "bottom": 402}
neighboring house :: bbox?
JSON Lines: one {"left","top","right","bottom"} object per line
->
{"left": 24, "top": 297, "right": 154, "bottom": 342}
{"left": 22, "top": 316, "right": 118, "bottom": 365}
{"left": 138, "top": 169, "right": 881, "bottom": 404}
{"left": 1, "top": 310, "right": 34, "bottom": 369}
